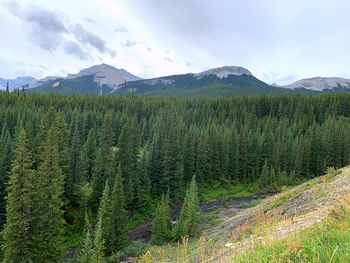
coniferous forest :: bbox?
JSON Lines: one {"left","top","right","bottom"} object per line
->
{"left": 1, "top": 90, "right": 350, "bottom": 261}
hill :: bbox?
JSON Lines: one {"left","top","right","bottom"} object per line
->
{"left": 138, "top": 166, "right": 350, "bottom": 262}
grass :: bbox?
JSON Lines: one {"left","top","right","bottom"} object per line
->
{"left": 201, "top": 182, "right": 255, "bottom": 202}
{"left": 209, "top": 218, "right": 224, "bottom": 226}
{"left": 135, "top": 168, "right": 349, "bottom": 262}
{"left": 233, "top": 195, "right": 350, "bottom": 262}
{"left": 238, "top": 199, "right": 261, "bottom": 209}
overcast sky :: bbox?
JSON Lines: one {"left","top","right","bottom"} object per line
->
{"left": 0, "top": 0, "right": 349, "bottom": 85}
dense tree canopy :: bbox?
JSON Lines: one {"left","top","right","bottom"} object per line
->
{"left": 1, "top": 91, "right": 350, "bottom": 260}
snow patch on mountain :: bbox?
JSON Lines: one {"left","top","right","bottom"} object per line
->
{"left": 194, "top": 66, "right": 252, "bottom": 79}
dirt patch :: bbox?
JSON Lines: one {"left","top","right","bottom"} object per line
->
{"left": 127, "top": 192, "right": 273, "bottom": 242}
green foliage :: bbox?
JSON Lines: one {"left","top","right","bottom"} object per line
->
{"left": 93, "top": 217, "right": 105, "bottom": 263}
{"left": 97, "top": 181, "right": 111, "bottom": 254}
{"left": 173, "top": 176, "right": 200, "bottom": 240}
{"left": 151, "top": 195, "right": 172, "bottom": 244}
{"left": 35, "top": 127, "right": 66, "bottom": 262}
{"left": 1, "top": 129, "right": 37, "bottom": 263}
{"left": 108, "top": 164, "right": 127, "bottom": 254}
{"left": 1, "top": 90, "right": 350, "bottom": 261}
{"left": 76, "top": 231, "right": 94, "bottom": 263}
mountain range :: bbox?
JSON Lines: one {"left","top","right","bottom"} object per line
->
{"left": 0, "top": 76, "right": 36, "bottom": 91}
{"left": 3, "top": 64, "right": 350, "bottom": 97}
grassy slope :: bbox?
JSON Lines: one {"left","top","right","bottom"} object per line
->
{"left": 136, "top": 167, "right": 350, "bottom": 262}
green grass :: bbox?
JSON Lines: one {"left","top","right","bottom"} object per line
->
{"left": 209, "top": 218, "right": 224, "bottom": 226}
{"left": 238, "top": 199, "right": 261, "bottom": 209}
{"left": 235, "top": 198, "right": 350, "bottom": 262}
{"left": 126, "top": 204, "right": 157, "bottom": 231}
{"left": 201, "top": 182, "right": 255, "bottom": 202}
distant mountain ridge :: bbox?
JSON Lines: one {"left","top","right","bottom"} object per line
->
{"left": 8, "top": 63, "right": 350, "bottom": 97}
{"left": 111, "top": 66, "right": 305, "bottom": 98}
{"left": 282, "top": 77, "right": 350, "bottom": 91}
{"left": 24, "top": 64, "right": 142, "bottom": 95}
{"left": 0, "top": 76, "right": 36, "bottom": 91}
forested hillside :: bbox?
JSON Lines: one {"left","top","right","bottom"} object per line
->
{"left": 0, "top": 90, "right": 350, "bottom": 261}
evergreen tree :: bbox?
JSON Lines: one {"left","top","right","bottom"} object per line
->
{"left": 93, "top": 217, "right": 105, "bottom": 263}
{"left": 97, "top": 181, "right": 111, "bottom": 254}
{"left": 173, "top": 175, "right": 200, "bottom": 240}
{"left": 77, "top": 230, "right": 94, "bottom": 263}
{"left": 82, "top": 128, "right": 97, "bottom": 180}
{"left": 89, "top": 148, "right": 106, "bottom": 212}
{"left": 108, "top": 163, "right": 127, "bottom": 254}
{"left": 259, "top": 159, "right": 270, "bottom": 188}
{"left": 1, "top": 129, "right": 37, "bottom": 263}
{"left": 35, "top": 128, "right": 65, "bottom": 262}
{"left": 67, "top": 124, "right": 84, "bottom": 206}
{"left": 152, "top": 195, "right": 172, "bottom": 244}
{"left": 0, "top": 126, "right": 13, "bottom": 227}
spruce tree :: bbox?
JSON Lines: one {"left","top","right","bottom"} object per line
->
{"left": 89, "top": 148, "right": 106, "bottom": 212}
{"left": 0, "top": 126, "right": 13, "bottom": 227}
{"left": 36, "top": 128, "right": 65, "bottom": 262}
{"left": 77, "top": 230, "right": 94, "bottom": 263}
{"left": 82, "top": 128, "right": 97, "bottom": 180}
{"left": 108, "top": 163, "right": 127, "bottom": 254}
{"left": 97, "top": 181, "right": 111, "bottom": 254}
{"left": 259, "top": 159, "right": 270, "bottom": 188}
{"left": 93, "top": 217, "right": 105, "bottom": 263}
{"left": 67, "top": 124, "right": 83, "bottom": 206}
{"left": 1, "top": 129, "right": 37, "bottom": 263}
{"left": 173, "top": 175, "right": 200, "bottom": 240}
{"left": 152, "top": 195, "right": 171, "bottom": 244}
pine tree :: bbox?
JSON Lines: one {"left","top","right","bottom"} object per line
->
{"left": 35, "top": 128, "right": 65, "bottom": 262}
{"left": 67, "top": 124, "right": 84, "bottom": 206}
{"left": 259, "top": 159, "right": 270, "bottom": 188}
{"left": 173, "top": 175, "right": 200, "bottom": 240}
{"left": 1, "top": 129, "right": 37, "bottom": 263}
{"left": 108, "top": 163, "right": 127, "bottom": 254}
{"left": 0, "top": 126, "right": 13, "bottom": 227}
{"left": 77, "top": 230, "right": 94, "bottom": 263}
{"left": 5, "top": 81, "right": 9, "bottom": 92}
{"left": 82, "top": 128, "right": 97, "bottom": 180}
{"left": 97, "top": 181, "right": 111, "bottom": 254}
{"left": 89, "top": 148, "right": 106, "bottom": 212}
{"left": 93, "top": 217, "right": 105, "bottom": 263}
{"left": 151, "top": 195, "right": 172, "bottom": 244}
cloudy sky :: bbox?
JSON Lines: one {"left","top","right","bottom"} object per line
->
{"left": 0, "top": 0, "right": 349, "bottom": 85}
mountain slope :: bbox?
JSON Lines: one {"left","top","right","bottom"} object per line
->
{"left": 26, "top": 64, "right": 141, "bottom": 95}
{"left": 283, "top": 76, "right": 350, "bottom": 91}
{"left": 112, "top": 66, "right": 308, "bottom": 98}
{"left": 26, "top": 75, "right": 113, "bottom": 95}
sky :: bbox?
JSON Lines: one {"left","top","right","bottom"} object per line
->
{"left": 0, "top": 0, "right": 349, "bottom": 85}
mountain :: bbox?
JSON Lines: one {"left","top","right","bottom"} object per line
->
{"left": 0, "top": 76, "right": 36, "bottom": 91}
{"left": 283, "top": 77, "right": 350, "bottom": 91}
{"left": 111, "top": 66, "right": 309, "bottom": 98}
{"left": 26, "top": 64, "right": 142, "bottom": 95}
